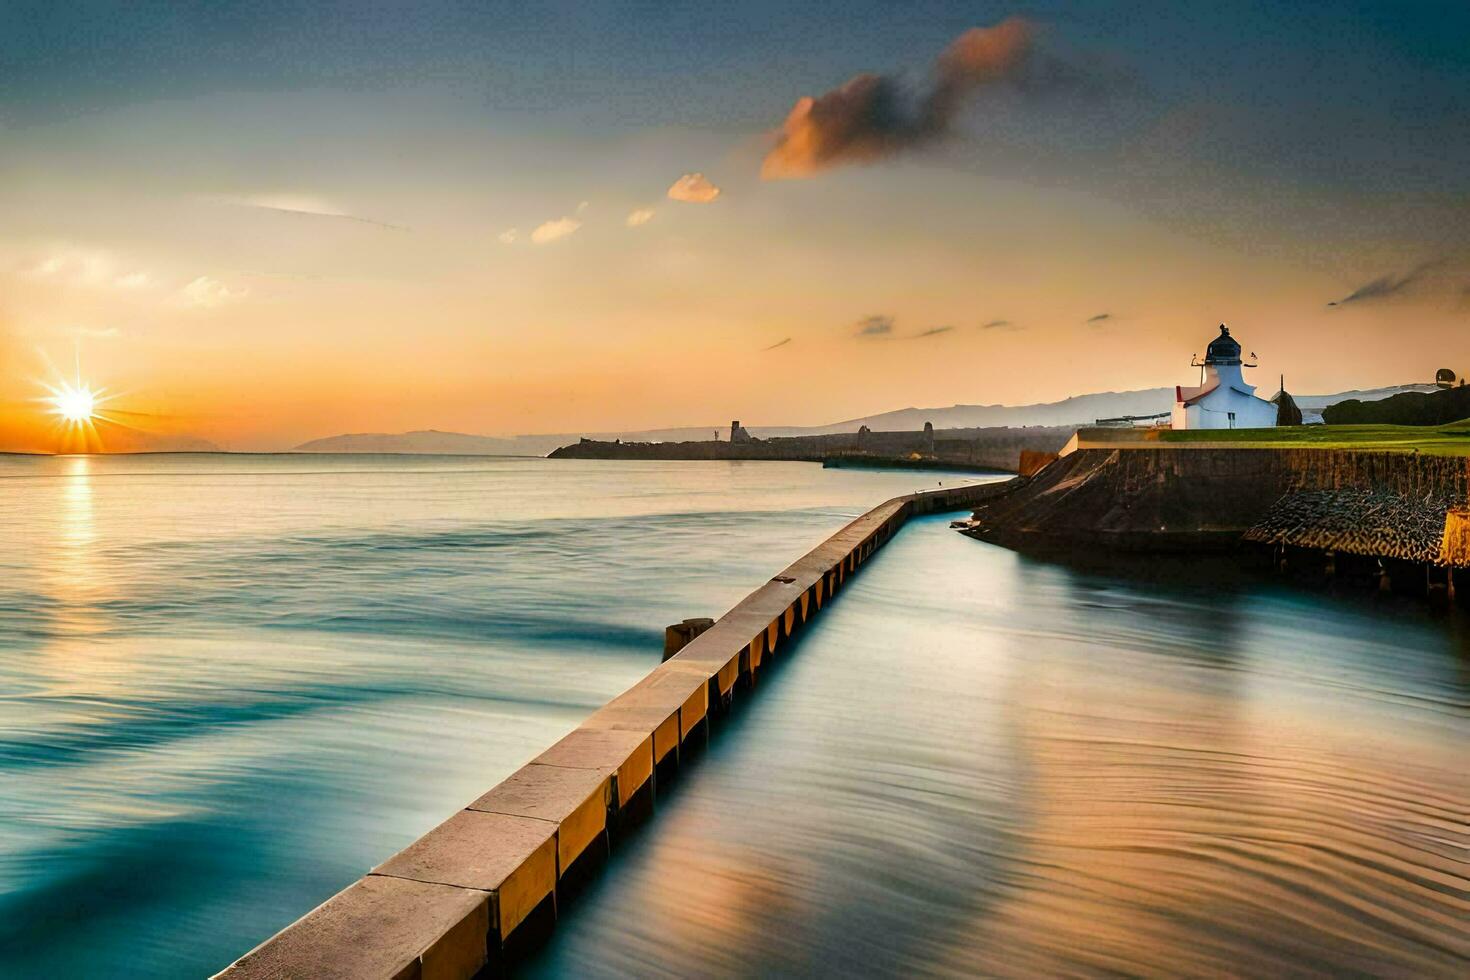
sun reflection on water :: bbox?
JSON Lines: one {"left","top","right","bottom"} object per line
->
{"left": 46, "top": 455, "right": 107, "bottom": 641}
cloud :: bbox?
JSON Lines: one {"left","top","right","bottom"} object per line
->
{"left": 531, "top": 217, "right": 582, "bottom": 245}
{"left": 626, "top": 208, "right": 655, "bottom": 227}
{"left": 112, "top": 271, "right": 153, "bottom": 289}
{"left": 980, "top": 318, "right": 1017, "bottom": 330}
{"left": 855, "top": 314, "right": 894, "bottom": 337}
{"left": 914, "top": 325, "right": 955, "bottom": 338}
{"left": 24, "top": 248, "right": 154, "bottom": 291}
{"left": 178, "top": 276, "right": 248, "bottom": 309}
{"left": 231, "top": 193, "right": 404, "bottom": 230}
{"left": 1086, "top": 312, "right": 1111, "bottom": 324}
{"left": 243, "top": 193, "right": 347, "bottom": 217}
{"left": 763, "top": 17, "right": 1056, "bottom": 179}
{"left": 667, "top": 173, "right": 721, "bottom": 203}
{"left": 762, "top": 337, "right": 792, "bottom": 351}
{"left": 1328, "top": 260, "right": 1442, "bottom": 306}
{"left": 576, "top": 200, "right": 590, "bottom": 214}
{"left": 497, "top": 228, "right": 519, "bottom": 244}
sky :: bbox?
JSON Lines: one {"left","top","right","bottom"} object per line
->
{"left": 2, "top": 1, "right": 1468, "bottom": 452}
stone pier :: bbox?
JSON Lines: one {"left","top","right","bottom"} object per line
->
{"left": 212, "top": 480, "right": 1009, "bottom": 980}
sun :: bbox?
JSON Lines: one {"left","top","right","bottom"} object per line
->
{"left": 51, "top": 382, "right": 98, "bottom": 423}
{"left": 36, "top": 353, "right": 124, "bottom": 452}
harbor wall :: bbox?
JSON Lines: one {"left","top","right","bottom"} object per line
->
{"left": 547, "top": 425, "right": 1071, "bottom": 474}
{"left": 213, "top": 479, "right": 1011, "bottom": 980}
{"left": 960, "top": 447, "right": 1470, "bottom": 565}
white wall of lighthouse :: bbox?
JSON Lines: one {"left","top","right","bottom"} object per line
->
{"left": 1172, "top": 325, "right": 1279, "bottom": 431}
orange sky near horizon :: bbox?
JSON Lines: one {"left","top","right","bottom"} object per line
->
{"left": 5, "top": 181, "right": 1460, "bottom": 455}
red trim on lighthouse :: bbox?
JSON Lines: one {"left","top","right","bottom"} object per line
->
{"left": 1177, "top": 381, "right": 1220, "bottom": 406}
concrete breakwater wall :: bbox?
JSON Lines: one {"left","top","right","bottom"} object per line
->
{"left": 961, "top": 447, "right": 1470, "bottom": 563}
{"left": 548, "top": 425, "right": 1070, "bottom": 474}
{"left": 213, "top": 481, "right": 1009, "bottom": 980}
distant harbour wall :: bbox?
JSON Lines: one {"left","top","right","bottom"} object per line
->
{"left": 960, "top": 447, "right": 1470, "bottom": 581}
{"left": 213, "top": 480, "right": 1011, "bottom": 980}
{"left": 547, "top": 425, "right": 1072, "bottom": 474}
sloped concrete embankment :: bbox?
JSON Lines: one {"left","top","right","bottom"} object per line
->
{"left": 212, "top": 480, "right": 1010, "bottom": 980}
{"left": 960, "top": 448, "right": 1470, "bottom": 564}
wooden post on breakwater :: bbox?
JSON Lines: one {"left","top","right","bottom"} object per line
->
{"left": 663, "top": 617, "right": 714, "bottom": 660}
{"left": 211, "top": 479, "right": 1011, "bottom": 980}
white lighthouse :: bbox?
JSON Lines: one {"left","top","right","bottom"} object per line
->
{"left": 1171, "top": 325, "right": 1278, "bottom": 430}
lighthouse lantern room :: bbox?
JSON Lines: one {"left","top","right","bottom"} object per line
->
{"left": 1171, "top": 325, "right": 1278, "bottom": 431}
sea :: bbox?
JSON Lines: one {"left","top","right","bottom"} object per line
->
{"left": 0, "top": 454, "right": 1465, "bottom": 977}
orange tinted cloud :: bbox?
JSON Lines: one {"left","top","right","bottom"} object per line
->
{"left": 667, "top": 173, "right": 721, "bottom": 203}
{"left": 761, "top": 18, "right": 1035, "bottom": 179}
{"left": 24, "top": 247, "right": 156, "bottom": 292}
{"left": 531, "top": 216, "right": 582, "bottom": 244}
{"left": 177, "top": 276, "right": 248, "bottom": 308}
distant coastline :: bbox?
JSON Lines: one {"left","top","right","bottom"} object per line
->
{"left": 550, "top": 425, "right": 1066, "bottom": 474}
{"left": 289, "top": 383, "right": 1434, "bottom": 457}
{"left": 4, "top": 382, "right": 1436, "bottom": 457}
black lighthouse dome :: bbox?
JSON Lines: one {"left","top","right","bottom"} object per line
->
{"left": 1204, "top": 324, "right": 1242, "bottom": 366}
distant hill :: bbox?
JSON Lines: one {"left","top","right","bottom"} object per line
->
{"left": 293, "top": 428, "right": 710, "bottom": 456}
{"left": 1292, "top": 384, "right": 1440, "bottom": 414}
{"left": 293, "top": 383, "right": 1441, "bottom": 455}
{"left": 293, "top": 429, "right": 528, "bottom": 454}
{"left": 812, "top": 383, "right": 1442, "bottom": 433}
{"left": 100, "top": 430, "right": 224, "bottom": 453}
{"left": 1323, "top": 385, "right": 1470, "bottom": 426}
{"left": 797, "top": 389, "right": 1178, "bottom": 433}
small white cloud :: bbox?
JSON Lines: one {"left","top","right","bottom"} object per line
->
{"left": 498, "top": 228, "right": 519, "bottom": 245}
{"left": 242, "top": 192, "right": 349, "bottom": 218}
{"left": 531, "top": 217, "right": 582, "bottom": 245}
{"left": 576, "top": 200, "right": 590, "bottom": 214}
{"left": 29, "top": 249, "right": 106, "bottom": 282}
{"left": 25, "top": 248, "right": 153, "bottom": 290}
{"left": 626, "top": 208, "right": 655, "bottom": 227}
{"left": 112, "top": 271, "right": 153, "bottom": 290}
{"left": 178, "top": 276, "right": 248, "bottom": 309}
{"left": 219, "top": 192, "right": 404, "bottom": 229}
{"left": 667, "top": 173, "right": 721, "bottom": 203}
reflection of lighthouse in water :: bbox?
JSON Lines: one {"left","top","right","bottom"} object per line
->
{"left": 1171, "top": 325, "right": 1278, "bottom": 431}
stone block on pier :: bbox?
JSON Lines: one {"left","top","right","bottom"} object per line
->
{"left": 467, "top": 764, "right": 612, "bottom": 879}
{"left": 212, "top": 874, "right": 488, "bottom": 980}
{"left": 589, "top": 663, "right": 709, "bottom": 757}
{"left": 534, "top": 728, "right": 654, "bottom": 811}
{"left": 371, "top": 809, "right": 556, "bottom": 945}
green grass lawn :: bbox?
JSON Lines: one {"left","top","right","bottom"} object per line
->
{"left": 1154, "top": 422, "right": 1470, "bottom": 455}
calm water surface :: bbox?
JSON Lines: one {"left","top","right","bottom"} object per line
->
{"left": 525, "top": 518, "right": 1468, "bottom": 978}
{"left": 2, "top": 455, "right": 1466, "bottom": 977}
{"left": 0, "top": 454, "right": 985, "bottom": 977}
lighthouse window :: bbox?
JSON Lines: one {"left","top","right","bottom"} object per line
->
{"left": 1228, "top": 411, "right": 1236, "bottom": 428}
